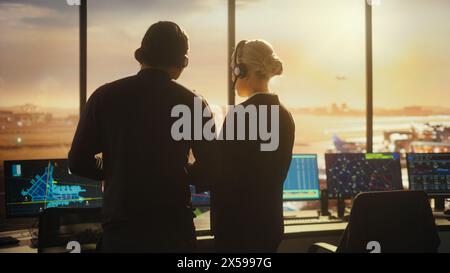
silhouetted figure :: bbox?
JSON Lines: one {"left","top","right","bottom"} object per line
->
{"left": 69, "top": 21, "right": 214, "bottom": 253}
{"left": 212, "top": 40, "right": 295, "bottom": 252}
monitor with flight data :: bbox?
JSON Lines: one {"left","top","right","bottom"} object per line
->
{"left": 325, "top": 153, "right": 403, "bottom": 198}
{"left": 190, "top": 185, "right": 210, "bottom": 207}
{"left": 283, "top": 154, "right": 320, "bottom": 201}
{"left": 4, "top": 159, "right": 103, "bottom": 218}
{"left": 406, "top": 153, "right": 450, "bottom": 195}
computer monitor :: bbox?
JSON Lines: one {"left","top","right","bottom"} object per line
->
{"left": 406, "top": 153, "right": 450, "bottom": 195}
{"left": 4, "top": 159, "right": 103, "bottom": 218}
{"left": 283, "top": 154, "right": 320, "bottom": 201}
{"left": 190, "top": 185, "right": 210, "bottom": 207}
{"left": 325, "top": 153, "right": 403, "bottom": 198}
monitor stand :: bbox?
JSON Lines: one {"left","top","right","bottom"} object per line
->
{"left": 320, "top": 189, "right": 331, "bottom": 217}
{"left": 337, "top": 194, "right": 346, "bottom": 219}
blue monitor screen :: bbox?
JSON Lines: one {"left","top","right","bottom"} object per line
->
{"left": 407, "top": 153, "right": 450, "bottom": 194}
{"left": 325, "top": 153, "right": 403, "bottom": 198}
{"left": 4, "top": 159, "right": 103, "bottom": 218}
{"left": 283, "top": 154, "right": 320, "bottom": 201}
{"left": 190, "top": 185, "right": 210, "bottom": 207}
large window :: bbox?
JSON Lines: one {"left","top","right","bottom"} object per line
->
{"left": 87, "top": 0, "right": 228, "bottom": 108}
{"left": 237, "top": 0, "right": 367, "bottom": 170}
{"left": 0, "top": 1, "right": 79, "bottom": 164}
{"left": 1, "top": 0, "right": 449, "bottom": 214}
{"left": 373, "top": 0, "right": 450, "bottom": 154}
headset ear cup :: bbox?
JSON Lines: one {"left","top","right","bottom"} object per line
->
{"left": 233, "top": 40, "right": 248, "bottom": 80}
{"left": 236, "top": 63, "right": 247, "bottom": 79}
{"left": 181, "top": 55, "right": 189, "bottom": 68}
{"left": 233, "top": 66, "right": 240, "bottom": 78}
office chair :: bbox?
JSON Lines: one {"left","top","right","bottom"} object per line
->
{"left": 38, "top": 208, "right": 103, "bottom": 253}
{"left": 308, "top": 191, "right": 440, "bottom": 253}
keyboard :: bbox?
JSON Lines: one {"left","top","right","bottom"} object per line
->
{"left": 196, "top": 229, "right": 213, "bottom": 237}
{"left": 284, "top": 217, "right": 345, "bottom": 226}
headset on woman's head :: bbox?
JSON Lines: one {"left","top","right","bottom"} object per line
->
{"left": 233, "top": 40, "right": 248, "bottom": 81}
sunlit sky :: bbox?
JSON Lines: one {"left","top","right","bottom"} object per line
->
{"left": 0, "top": 0, "right": 450, "bottom": 110}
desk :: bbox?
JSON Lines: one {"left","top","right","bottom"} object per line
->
{"left": 2, "top": 216, "right": 448, "bottom": 253}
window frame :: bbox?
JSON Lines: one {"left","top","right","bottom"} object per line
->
{"left": 79, "top": 0, "right": 374, "bottom": 152}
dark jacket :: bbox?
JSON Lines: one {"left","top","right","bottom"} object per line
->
{"left": 68, "top": 68, "right": 215, "bottom": 252}
{"left": 212, "top": 93, "right": 295, "bottom": 252}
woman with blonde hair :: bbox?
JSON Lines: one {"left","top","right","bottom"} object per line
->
{"left": 211, "top": 40, "right": 295, "bottom": 252}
